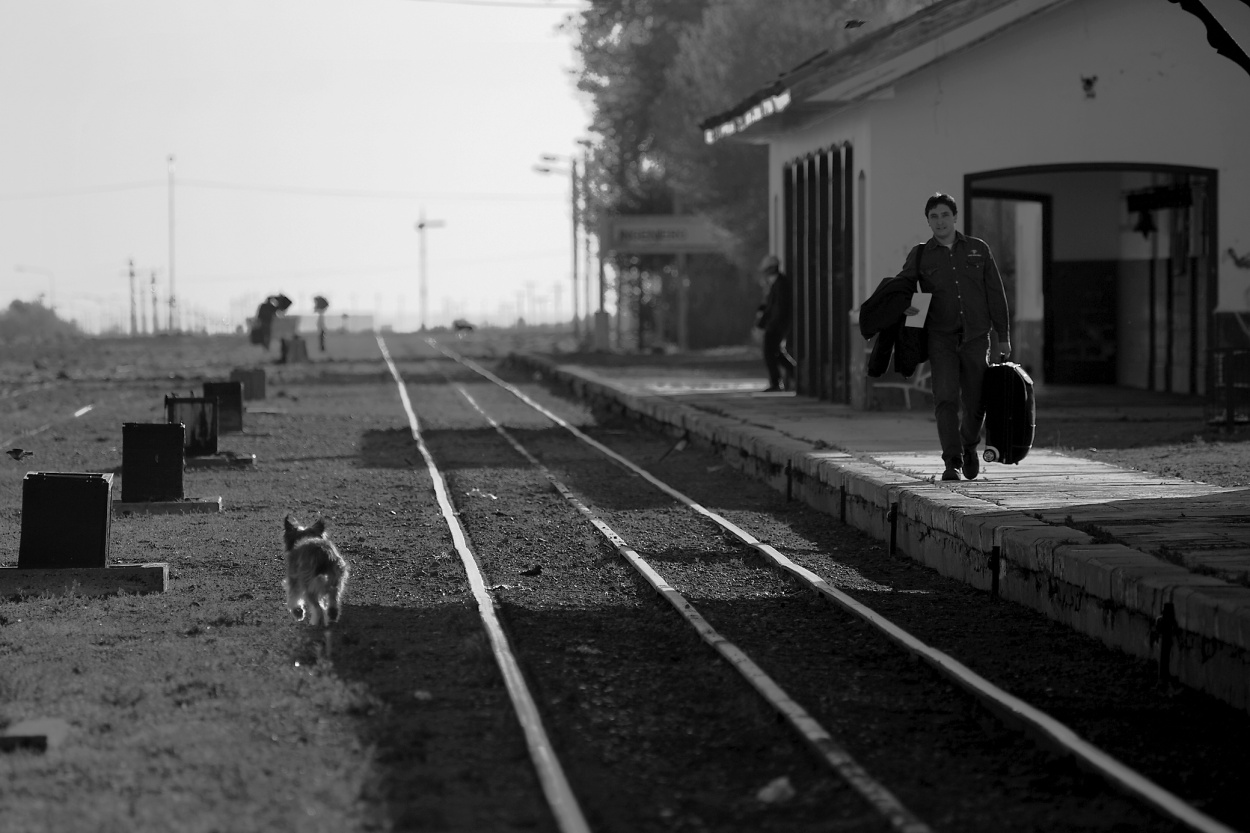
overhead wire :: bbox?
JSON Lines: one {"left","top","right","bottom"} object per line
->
{"left": 188, "top": 248, "right": 568, "bottom": 284}
{"left": 0, "top": 179, "right": 563, "bottom": 202}
{"left": 0, "top": 181, "right": 164, "bottom": 200}
{"left": 178, "top": 179, "right": 563, "bottom": 201}
{"left": 401, "top": 0, "right": 582, "bottom": 8}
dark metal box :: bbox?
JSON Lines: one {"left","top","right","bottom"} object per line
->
{"left": 18, "top": 472, "right": 114, "bottom": 569}
{"left": 121, "top": 423, "right": 185, "bottom": 502}
{"left": 203, "top": 381, "right": 244, "bottom": 433}
{"left": 165, "top": 395, "right": 219, "bottom": 457}
{"left": 229, "top": 367, "right": 267, "bottom": 401}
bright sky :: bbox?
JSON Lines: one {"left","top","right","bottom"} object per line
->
{"left": 0, "top": 0, "right": 591, "bottom": 333}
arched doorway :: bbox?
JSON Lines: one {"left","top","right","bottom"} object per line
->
{"left": 966, "top": 164, "right": 1216, "bottom": 395}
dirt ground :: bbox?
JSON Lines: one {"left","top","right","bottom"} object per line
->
{"left": 1, "top": 333, "right": 1247, "bottom": 833}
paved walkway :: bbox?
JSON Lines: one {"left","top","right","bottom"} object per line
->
{"left": 512, "top": 353, "right": 1250, "bottom": 713}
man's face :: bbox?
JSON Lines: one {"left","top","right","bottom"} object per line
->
{"left": 927, "top": 204, "right": 957, "bottom": 243}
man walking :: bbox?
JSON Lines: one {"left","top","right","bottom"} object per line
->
{"left": 756, "top": 254, "right": 797, "bottom": 392}
{"left": 899, "top": 193, "right": 1011, "bottom": 481}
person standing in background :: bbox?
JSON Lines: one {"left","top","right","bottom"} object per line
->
{"left": 314, "top": 295, "right": 330, "bottom": 352}
{"left": 756, "top": 254, "right": 796, "bottom": 392}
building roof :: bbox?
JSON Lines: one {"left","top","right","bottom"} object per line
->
{"left": 699, "top": 0, "right": 1073, "bottom": 145}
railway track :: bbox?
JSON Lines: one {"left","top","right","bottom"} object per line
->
{"left": 375, "top": 334, "right": 1243, "bottom": 833}
{"left": 2, "top": 335, "right": 1244, "bottom": 832}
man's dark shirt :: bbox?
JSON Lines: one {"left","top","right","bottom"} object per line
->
{"left": 899, "top": 232, "right": 1010, "bottom": 342}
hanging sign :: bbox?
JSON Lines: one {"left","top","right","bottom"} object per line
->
{"left": 602, "top": 214, "right": 725, "bottom": 254}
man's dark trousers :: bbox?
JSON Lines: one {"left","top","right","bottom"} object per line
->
{"left": 928, "top": 329, "right": 989, "bottom": 470}
{"left": 763, "top": 328, "right": 796, "bottom": 390}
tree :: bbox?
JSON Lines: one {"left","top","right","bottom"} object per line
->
{"left": 564, "top": 0, "right": 709, "bottom": 214}
{"left": 653, "top": 0, "right": 938, "bottom": 268}
{"left": 566, "top": 0, "right": 938, "bottom": 346}
{"left": 0, "top": 299, "right": 82, "bottom": 344}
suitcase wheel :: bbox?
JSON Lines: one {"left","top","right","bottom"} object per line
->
{"left": 983, "top": 448, "right": 998, "bottom": 463}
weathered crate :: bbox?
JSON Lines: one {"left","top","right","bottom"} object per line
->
{"left": 204, "top": 381, "right": 244, "bottom": 433}
{"left": 165, "top": 395, "right": 219, "bottom": 457}
{"left": 121, "top": 423, "right": 185, "bottom": 502}
{"left": 18, "top": 472, "right": 113, "bottom": 569}
{"left": 229, "top": 366, "right": 267, "bottom": 401}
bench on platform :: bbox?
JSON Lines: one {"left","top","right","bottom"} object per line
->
{"left": 873, "top": 364, "right": 931, "bottom": 410}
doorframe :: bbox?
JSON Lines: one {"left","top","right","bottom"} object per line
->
{"left": 965, "top": 163, "right": 1219, "bottom": 393}
{"left": 964, "top": 188, "right": 1053, "bottom": 380}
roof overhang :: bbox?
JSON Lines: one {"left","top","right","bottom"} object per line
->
{"left": 701, "top": 0, "right": 1074, "bottom": 145}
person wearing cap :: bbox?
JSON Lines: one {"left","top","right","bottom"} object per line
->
{"left": 756, "top": 254, "right": 796, "bottom": 392}
{"left": 899, "top": 193, "right": 1011, "bottom": 481}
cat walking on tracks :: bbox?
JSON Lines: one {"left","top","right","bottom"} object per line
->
{"left": 283, "top": 515, "right": 350, "bottom": 627}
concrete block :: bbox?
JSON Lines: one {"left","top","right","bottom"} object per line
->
{"left": 1, "top": 718, "right": 71, "bottom": 753}
{"left": 113, "top": 496, "right": 223, "bottom": 516}
{"left": 1000, "top": 526, "right": 1091, "bottom": 574}
{"left": 1170, "top": 581, "right": 1250, "bottom": 642}
{"left": 0, "top": 563, "right": 168, "bottom": 598}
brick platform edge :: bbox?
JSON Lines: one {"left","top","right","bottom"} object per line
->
{"left": 513, "top": 354, "right": 1250, "bottom": 714}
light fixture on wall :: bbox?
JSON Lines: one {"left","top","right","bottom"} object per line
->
{"left": 1133, "top": 210, "right": 1157, "bottom": 239}
{"left": 1125, "top": 184, "right": 1190, "bottom": 241}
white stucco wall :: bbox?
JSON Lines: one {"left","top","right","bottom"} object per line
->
{"left": 765, "top": 0, "right": 1250, "bottom": 312}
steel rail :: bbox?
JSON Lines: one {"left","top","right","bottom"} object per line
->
{"left": 433, "top": 339, "right": 1238, "bottom": 833}
{"left": 452, "top": 381, "right": 932, "bottom": 833}
{"left": 375, "top": 335, "right": 592, "bottom": 833}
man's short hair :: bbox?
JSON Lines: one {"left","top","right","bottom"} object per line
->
{"left": 924, "top": 192, "right": 958, "bottom": 217}
{"left": 759, "top": 254, "right": 780, "bottom": 273}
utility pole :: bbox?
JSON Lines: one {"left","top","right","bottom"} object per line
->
{"left": 576, "top": 138, "right": 594, "bottom": 343}
{"left": 150, "top": 271, "right": 159, "bottom": 335}
{"left": 674, "top": 194, "right": 689, "bottom": 352}
{"left": 582, "top": 170, "right": 593, "bottom": 341}
{"left": 415, "top": 208, "right": 446, "bottom": 331}
{"left": 535, "top": 153, "right": 581, "bottom": 338}
{"left": 167, "top": 155, "right": 177, "bottom": 333}
{"left": 128, "top": 259, "right": 138, "bottom": 336}
{"left": 570, "top": 160, "right": 579, "bottom": 337}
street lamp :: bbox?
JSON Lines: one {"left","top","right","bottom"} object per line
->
{"left": 534, "top": 154, "right": 581, "bottom": 337}
{"left": 14, "top": 264, "right": 56, "bottom": 310}
{"left": 415, "top": 208, "right": 446, "bottom": 332}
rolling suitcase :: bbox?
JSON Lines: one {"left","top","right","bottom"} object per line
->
{"left": 981, "top": 360, "right": 1035, "bottom": 464}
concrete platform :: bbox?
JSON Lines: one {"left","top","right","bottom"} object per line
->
{"left": 512, "top": 353, "right": 1250, "bottom": 713}
{"left": 113, "top": 496, "right": 223, "bottom": 516}
{"left": 0, "top": 564, "right": 169, "bottom": 598}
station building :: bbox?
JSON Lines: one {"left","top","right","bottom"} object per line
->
{"left": 700, "top": 0, "right": 1250, "bottom": 409}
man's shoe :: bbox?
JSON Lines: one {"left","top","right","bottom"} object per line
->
{"left": 963, "top": 446, "right": 980, "bottom": 480}
{"left": 763, "top": 385, "right": 782, "bottom": 392}
{"left": 941, "top": 468, "right": 961, "bottom": 481}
